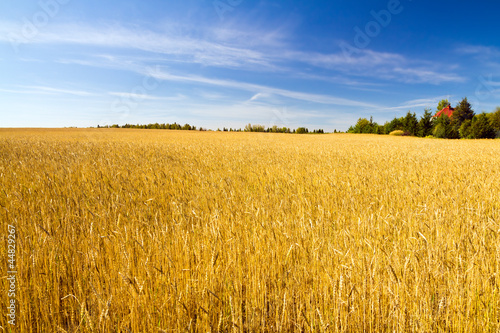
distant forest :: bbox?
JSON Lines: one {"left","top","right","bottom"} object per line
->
{"left": 96, "top": 98, "right": 500, "bottom": 138}
{"left": 348, "top": 98, "right": 500, "bottom": 139}
{"left": 96, "top": 123, "right": 328, "bottom": 134}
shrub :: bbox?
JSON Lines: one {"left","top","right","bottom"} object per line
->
{"left": 459, "top": 119, "right": 472, "bottom": 139}
{"left": 244, "top": 124, "right": 266, "bottom": 132}
{"left": 470, "top": 113, "right": 495, "bottom": 139}
{"left": 451, "top": 97, "right": 475, "bottom": 133}
{"left": 418, "top": 109, "right": 434, "bottom": 137}
{"left": 384, "top": 117, "right": 404, "bottom": 134}
{"left": 433, "top": 123, "right": 446, "bottom": 138}
{"left": 389, "top": 130, "right": 404, "bottom": 136}
{"left": 488, "top": 107, "right": 500, "bottom": 131}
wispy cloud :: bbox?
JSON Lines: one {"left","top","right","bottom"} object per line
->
{"left": 392, "top": 68, "right": 465, "bottom": 84}
{"left": 162, "top": 100, "right": 332, "bottom": 129}
{"left": 0, "top": 21, "right": 276, "bottom": 70}
{"left": 455, "top": 44, "right": 500, "bottom": 73}
{"left": 197, "top": 91, "right": 229, "bottom": 100}
{"left": 456, "top": 45, "right": 500, "bottom": 57}
{"left": 283, "top": 48, "right": 463, "bottom": 84}
{"left": 0, "top": 20, "right": 464, "bottom": 85}
{"left": 0, "top": 85, "right": 95, "bottom": 96}
{"left": 107, "top": 92, "right": 185, "bottom": 101}
{"left": 248, "top": 93, "right": 271, "bottom": 102}
{"left": 289, "top": 49, "right": 404, "bottom": 68}
{"left": 26, "top": 86, "right": 95, "bottom": 96}
{"left": 379, "top": 95, "right": 452, "bottom": 113}
{"left": 145, "top": 68, "right": 380, "bottom": 108}
{"left": 0, "top": 88, "right": 51, "bottom": 95}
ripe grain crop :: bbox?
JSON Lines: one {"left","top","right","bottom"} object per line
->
{"left": 1, "top": 128, "right": 499, "bottom": 332}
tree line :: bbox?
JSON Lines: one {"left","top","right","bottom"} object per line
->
{"left": 98, "top": 123, "right": 200, "bottom": 130}
{"left": 96, "top": 123, "right": 327, "bottom": 134}
{"left": 348, "top": 98, "right": 500, "bottom": 139}
{"left": 243, "top": 124, "right": 325, "bottom": 134}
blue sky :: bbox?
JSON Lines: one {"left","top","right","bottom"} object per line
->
{"left": 1, "top": 0, "right": 499, "bottom": 130}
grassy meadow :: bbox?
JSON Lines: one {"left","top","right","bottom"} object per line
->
{"left": 1, "top": 128, "right": 500, "bottom": 332}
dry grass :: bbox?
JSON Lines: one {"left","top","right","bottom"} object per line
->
{"left": 1, "top": 128, "right": 499, "bottom": 332}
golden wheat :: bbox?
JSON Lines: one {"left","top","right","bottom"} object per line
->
{"left": 1, "top": 128, "right": 499, "bottom": 332}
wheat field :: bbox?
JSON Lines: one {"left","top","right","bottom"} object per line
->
{"left": 1, "top": 128, "right": 499, "bottom": 332}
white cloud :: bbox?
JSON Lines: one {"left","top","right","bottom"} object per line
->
{"left": 0, "top": 21, "right": 276, "bottom": 70}
{"left": 0, "top": 85, "right": 95, "bottom": 96}
{"left": 0, "top": 20, "right": 464, "bottom": 85}
{"left": 455, "top": 44, "right": 500, "bottom": 73}
{"left": 107, "top": 92, "right": 185, "bottom": 101}
{"left": 248, "top": 92, "right": 271, "bottom": 102}
{"left": 457, "top": 45, "right": 500, "bottom": 57}
{"left": 290, "top": 49, "right": 405, "bottom": 68}
{"left": 378, "top": 95, "right": 452, "bottom": 113}
{"left": 145, "top": 68, "right": 379, "bottom": 108}
{"left": 392, "top": 68, "right": 465, "bottom": 84}
{"left": 283, "top": 48, "right": 464, "bottom": 84}
{"left": 197, "top": 91, "right": 229, "bottom": 100}
{"left": 27, "top": 86, "right": 95, "bottom": 96}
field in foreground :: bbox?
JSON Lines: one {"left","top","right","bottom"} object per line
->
{"left": 1, "top": 128, "right": 500, "bottom": 332}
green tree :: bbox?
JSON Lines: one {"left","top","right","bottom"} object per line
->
{"left": 384, "top": 117, "right": 404, "bottom": 134}
{"left": 244, "top": 123, "right": 253, "bottom": 132}
{"left": 459, "top": 119, "right": 472, "bottom": 139}
{"left": 433, "top": 110, "right": 458, "bottom": 139}
{"left": 296, "top": 127, "right": 309, "bottom": 134}
{"left": 451, "top": 97, "right": 475, "bottom": 134}
{"left": 433, "top": 115, "right": 455, "bottom": 138}
{"left": 253, "top": 125, "right": 266, "bottom": 132}
{"left": 348, "top": 118, "right": 371, "bottom": 133}
{"left": 491, "top": 107, "right": 500, "bottom": 128}
{"left": 437, "top": 99, "right": 450, "bottom": 112}
{"left": 488, "top": 107, "right": 500, "bottom": 137}
{"left": 403, "top": 111, "right": 418, "bottom": 136}
{"left": 433, "top": 123, "right": 446, "bottom": 138}
{"left": 418, "top": 108, "right": 434, "bottom": 137}
{"left": 471, "top": 113, "right": 496, "bottom": 139}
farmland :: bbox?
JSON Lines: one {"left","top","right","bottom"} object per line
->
{"left": 1, "top": 128, "right": 500, "bottom": 332}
